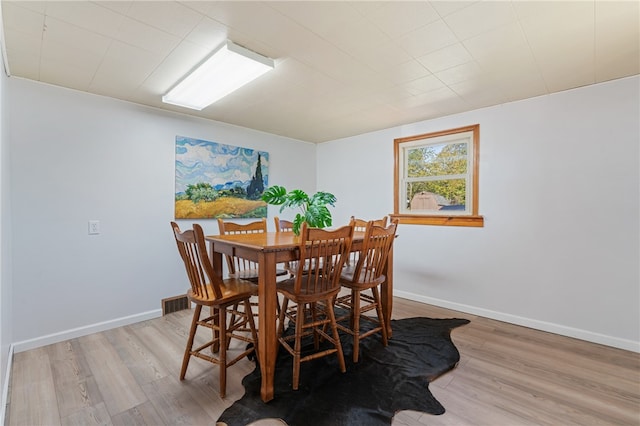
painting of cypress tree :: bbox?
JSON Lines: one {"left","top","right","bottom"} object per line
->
{"left": 174, "top": 136, "right": 268, "bottom": 219}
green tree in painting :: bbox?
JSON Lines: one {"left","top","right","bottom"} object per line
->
{"left": 246, "top": 154, "right": 265, "bottom": 200}
{"left": 185, "top": 182, "right": 217, "bottom": 203}
{"left": 407, "top": 143, "right": 467, "bottom": 206}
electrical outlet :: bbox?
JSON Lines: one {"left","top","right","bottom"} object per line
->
{"left": 88, "top": 220, "right": 100, "bottom": 235}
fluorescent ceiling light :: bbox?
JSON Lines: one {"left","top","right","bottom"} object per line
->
{"left": 162, "top": 41, "right": 274, "bottom": 110}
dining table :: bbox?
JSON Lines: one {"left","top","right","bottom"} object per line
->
{"left": 205, "top": 230, "right": 394, "bottom": 403}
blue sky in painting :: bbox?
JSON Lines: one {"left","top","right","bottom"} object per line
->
{"left": 175, "top": 136, "right": 269, "bottom": 194}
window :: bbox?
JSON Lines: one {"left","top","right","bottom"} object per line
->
{"left": 392, "top": 124, "right": 483, "bottom": 227}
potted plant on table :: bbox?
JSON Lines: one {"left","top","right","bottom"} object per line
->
{"left": 262, "top": 185, "right": 337, "bottom": 235}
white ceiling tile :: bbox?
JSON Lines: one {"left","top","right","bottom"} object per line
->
{"left": 90, "top": 40, "right": 164, "bottom": 92}
{"left": 268, "top": 1, "right": 361, "bottom": 40}
{"left": 512, "top": 1, "right": 592, "bottom": 21}
{"left": 115, "top": 16, "right": 181, "bottom": 56}
{"left": 450, "top": 76, "right": 508, "bottom": 106}
{"left": 92, "top": 1, "right": 133, "bottom": 15}
{"left": 44, "top": 1, "right": 125, "bottom": 39}
{"left": 377, "top": 59, "right": 431, "bottom": 86}
{"left": 125, "top": 1, "right": 202, "bottom": 38}
{"left": 430, "top": 1, "right": 476, "bottom": 17}
{"left": 403, "top": 74, "right": 446, "bottom": 95}
{"left": 349, "top": 39, "right": 413, "bottom": 72}
{"left": 322, "top": 16, "right": 390, "bottom": 57}
{"left": 42, "top": 15, "right": 111, "bottom": 58}
{"left": 463, "top": 23, "right": 527, "bottom": 62}
{"left": 184, "top": 16, "right": 228, "bottom": 51}
{"left": 396, "top": 19, "right": 459, "bottom": 58}
{"left": 366, "top": 1, "right": 440, "bottom": 39}
{"left": 444, "top": 1, "right": 517, "bottom": 41}
{"left": 3, "top": 23, "right": 42, "bottom": 60}
{"left": 594, "top": 0, "right": 640, "bottom": 82}
{"left": 496, "top": 71, "right": 548, "bottom": 102}
{"left": 435, "top": 61, "right": 484, "bottom": 86}
{"left": 417, "top": 43, "right": 473, "bottom": 73}
{"left": 2, "top": 1, "right": 45, "bottom": 34}
{"left": 39, "top": 56, "right": 95, "bottom": 90}
{"left": 140, "top": 40, "right": 212, "bottom": 94}
{"left": 5, "top": 47, "right": 40, "bottom": 80}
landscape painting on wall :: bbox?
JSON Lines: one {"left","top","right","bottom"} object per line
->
{"left": 175, "top": 136, "right": 268, "bottom": 219}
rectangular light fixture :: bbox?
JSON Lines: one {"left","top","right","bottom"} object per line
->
{"left": 162, "top": 40, "right": 274, "bottom": 110}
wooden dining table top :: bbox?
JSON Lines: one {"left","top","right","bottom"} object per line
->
{"left": 206, "top": 230, "right": 366, "bottom": 251}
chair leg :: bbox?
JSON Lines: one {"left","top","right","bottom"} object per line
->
{"left": 181, "top": 304, "right": 201, "bottom": 380}
{"left": 352, "top": 289, "right": 362, "bottom": 363}
{"left": 244, "top": 299, "right": 259, "bottom": 362}
{"left": 371, "top": 286, "right": 388, "bottom": 346}
{"left": 277, "top": 298, "right": 289, "bottom": 337}
{"left": 311, "top": 302, "right": 320, "bottom": 349}
{"left": 292, "top": 302, "right": 304, "bottom": 390}
{"left": 326, "top": 298, "right": 346, "bottom": 373}
{"left": 211, "top": 306, "right": 220, "bottom": 353}
{"left": 219, "top": 306, "right": 228, "bottom": 398}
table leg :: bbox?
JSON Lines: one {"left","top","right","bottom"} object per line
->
{"left": 258, "top": 251, "right": 278, "bottom": 402}
{"left": 381, "top": 244, "right": 394, "bottom": 337}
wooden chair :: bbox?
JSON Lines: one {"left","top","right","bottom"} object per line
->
{"left": 218, "top": 218, "right": 265, "bottom": 281}
{"left": 335, "top": 220, "right": 397, "bottom": 362}
{"left": 276, "top": 222, "right": 354, "bottom": 390}
{"left": 170, "top": 222, "right": 258, "bottom": 398}
{"left": 350, "top": 215, "right": 388, "bottom": 232}
{"left": 274, "top": 216, "right": 295, "bottom": 233}
{"left": 274, "top": 216, "right": 299, "bottom": 275}
{"left": 217, "top": 218, "right": 288, "bottom": 323}
{"left": 346, "top": 216, "right": 388, "bottom": 267}
{"left": 217, "top": 218, "right": 288, "bottom": 281}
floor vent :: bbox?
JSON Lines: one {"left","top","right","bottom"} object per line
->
{"left": 162, "top": 294, "right": 190, "bottom": 315}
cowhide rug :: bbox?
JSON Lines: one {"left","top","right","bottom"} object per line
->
{"left": 218, "top": 315, "right": 469, "bottom": 426}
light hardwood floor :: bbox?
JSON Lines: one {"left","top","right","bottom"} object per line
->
{"left": 5, "top": 297, "right": 640, "bottom": 425}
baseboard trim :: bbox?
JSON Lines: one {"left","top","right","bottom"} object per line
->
{"left": 12, "top": 309, "right": 162, "bottom": 353}
{"left": 1, "top": 343, "right": 14, "bottom": 426}
{"left": 395, "top": 290, "right": 640, "bottom": 353}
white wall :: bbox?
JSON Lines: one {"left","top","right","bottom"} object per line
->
{"left": 8, "top": 77, "right": 316, "bottom": 350}
{"left": 0, "top": 25, "right": 12, "bottom": 417}
{"left": 318, "top": 76, "right": 640, "bottom": 351}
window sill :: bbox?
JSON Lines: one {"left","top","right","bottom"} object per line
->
{"left": 389, "top": 214, "right": 484, "bottom": 227}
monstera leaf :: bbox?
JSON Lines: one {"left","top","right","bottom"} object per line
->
{"left": 262, "top": 185, "right": 336, "bottom": 235}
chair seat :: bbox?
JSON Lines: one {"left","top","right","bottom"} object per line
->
{"left": 231, "top": 268, "right": 289, "bottom": 282}
{"left": 277, "top": 276, "right": 339, "bottom": 303}
{"left": 187, "top": 278, "right": 258, "bottom": 305}
{"left": 339, "top": 270, "right": 386, "bottom": 290}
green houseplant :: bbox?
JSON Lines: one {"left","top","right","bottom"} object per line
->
{"left": 262, "top": 185, "right": 337, "bottom": 235}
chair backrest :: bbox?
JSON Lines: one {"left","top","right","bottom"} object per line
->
{"left": 217, "top": 218, "right": 267, "bottom": 276}
{"left": 349, "top": 220, "right": 397, "bottom": 285}
{"left": 350, "top": 216, "right": 388, "bottom": 232}
{"left": 291, "top": 222, "right": 354, "bottom": 297}
{"left": 347, "top": 216, "right": 389, "bottom": 266}
{"left": 274, "top": 216, "right": 295, "bottom": 233}
{"left": 171, "top": 222, "right": 222, "bottom": 300}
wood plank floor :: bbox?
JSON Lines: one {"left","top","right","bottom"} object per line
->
{"left": 5, "top": 297, "right": 640, "bottom": 425}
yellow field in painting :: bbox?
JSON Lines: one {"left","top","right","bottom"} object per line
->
{"left": 175, "top": 198, "right": 267, "bottom": 219}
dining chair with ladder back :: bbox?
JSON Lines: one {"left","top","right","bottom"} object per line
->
{"left": 218, "top": 218, "right": 289, "bottom": 323}
{"left": 335, "top": 220, "right": 397, "bottom": 362}
{"left": 217, "top": 218, "right": 288, "bottom": 282}
{"left": 274, "top": 216, "right": 301, "bottom": 276}
{"left": 170, "top": 222, "right": 258, "bottom": 398}
{"left": 276, "top": 222, "right": 354, "bottom": 390}
{"left": 346, "top": 215, "right": 388, "bottom": 268}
